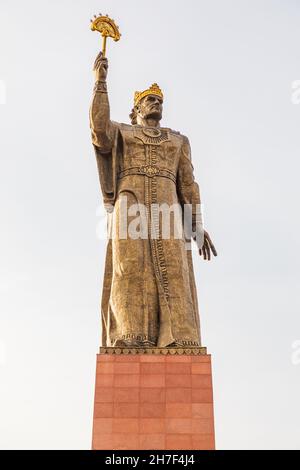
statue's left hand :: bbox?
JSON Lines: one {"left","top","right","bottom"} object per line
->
{"left": 199, "top": 231, "right": 217, "bottom": 261}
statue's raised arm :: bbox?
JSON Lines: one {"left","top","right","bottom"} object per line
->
{"left": 90, "top": 51, "right": 120, "bottom": 210}
{"left": 89, "top": 51, "right": 117, "bottom": 152}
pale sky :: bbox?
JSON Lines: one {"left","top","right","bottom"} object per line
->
{"left": 0, "top": 0, "right": 300, "bottom": 449}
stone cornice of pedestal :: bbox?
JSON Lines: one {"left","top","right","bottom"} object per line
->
{"left": 100, "top": 346, "right": 207, "bottom": 356}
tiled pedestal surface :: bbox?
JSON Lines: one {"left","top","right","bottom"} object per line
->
{"left": 92, "top": 352, "right": 215, "bottom": 450}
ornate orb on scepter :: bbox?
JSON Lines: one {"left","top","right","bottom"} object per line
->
{"left": 90, "top": 14, "right": 121, "bottom": 57}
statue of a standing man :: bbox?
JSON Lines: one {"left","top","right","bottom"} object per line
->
{"left": 90, "top": 52, "right": 217, "bottom": 349}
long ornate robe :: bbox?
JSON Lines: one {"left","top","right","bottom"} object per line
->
{"left": 90, "top": 86, "right": 203, "bottom": 348}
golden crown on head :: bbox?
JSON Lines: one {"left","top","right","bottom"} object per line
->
{"left": 134, "top": 83, "right": 164, "bottom": 107}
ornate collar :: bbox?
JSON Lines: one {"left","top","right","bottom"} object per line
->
{"left": 133, "top": 126, "right": 170, "bottom": 145}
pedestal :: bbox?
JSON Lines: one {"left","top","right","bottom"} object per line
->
{"left": 92, "top": 348, "right": 215, "bottom": 450}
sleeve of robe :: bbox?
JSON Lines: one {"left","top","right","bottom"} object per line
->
{"left": 176, "top": 135, "right": 204, "bottom": 249}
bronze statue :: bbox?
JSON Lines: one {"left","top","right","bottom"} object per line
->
{"left": 90, "top": 51, "right": 217, "bottom": 349}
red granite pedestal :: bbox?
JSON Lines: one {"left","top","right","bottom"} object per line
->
{"left": 92, "top": 349, "right": 215, "bottom": 450}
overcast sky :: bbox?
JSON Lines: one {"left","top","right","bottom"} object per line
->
{"left": 0, "top": 0, "right": 300, "bottom": 449}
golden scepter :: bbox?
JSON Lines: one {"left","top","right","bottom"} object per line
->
{"left": 90, "top": 14, "right": 121, "bottom": 57}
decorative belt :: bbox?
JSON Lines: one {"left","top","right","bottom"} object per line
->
{"left": 118, "top": 165, "right": 176, "bottom": 184}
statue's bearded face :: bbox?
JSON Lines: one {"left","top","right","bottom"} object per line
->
{"left": 137, "top": 94, "right": 163, "bottom": 121}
